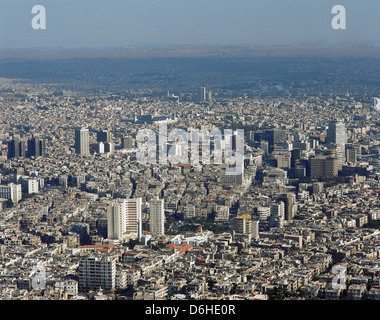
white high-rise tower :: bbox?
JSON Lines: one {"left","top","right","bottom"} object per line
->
{"left": 107, "top": 198, "right": 142, "bottom": 241}
{"left": 107, "top": 199, "right": 126, "bottom": 240}
{"left": 75, "top": 127, "right": 90, "bottom": 155}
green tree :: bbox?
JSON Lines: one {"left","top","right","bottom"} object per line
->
{"left": 5, "top": 199, "right": 13, "bottom": 208}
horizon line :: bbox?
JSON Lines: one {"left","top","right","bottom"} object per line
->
{"left": 1, "top": 42, "right": 380, "bottom": 60}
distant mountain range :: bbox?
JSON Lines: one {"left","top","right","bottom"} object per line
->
{"left": 1, "top": 43, "right": 380, "bottom": 60}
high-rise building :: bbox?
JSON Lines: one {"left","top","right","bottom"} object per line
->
{"left": 7, "top": 136, "right": 20, "bottom": 159}
{"left": 260, "top": 128, "right": 287, "bottom": 153}
{"left": 327, "top": 119, "right": 346, "bottom": 169}
{"left": 221, "top": 163, "right": 244, "bottom": 185}
{"left": 279, "top": 193, "right": 296, "bottom": 220}
{"left": 291, "top": 148, "right": 301, "bottom": 168}
{"left": 125, "top": 198, "right": 142, "bottom": 240}
{"left": 107, "top": 199, "right": 126, "bottom": 240}
{"left": 104, "top": 142, "right": 114, "bottom": 154}
{"left": 107, "top": 198, "right": 142, "bottom": 241}
{"left": 97, "top": 130, "right": 111, "bottom": 143}
{"left": 327, "top": 119, "right": 346, "bottom": 145}
{"left": 312, "top": 182, "right": 324, "bottom": 194}
{"left": 27, "top": 135, "right": 46, "bottom": 158}
{"left": 200, "top": 87, "right": 207, "bottom": 101}
{"left": 95, "top": 142, "right": 105, "bottom": 154}
{"left": 20, "top": 139, "right": 27, "bottom": 158}
{"left": 271, "top": 201, "right": 285, "bottom": 220}
{"left": 149, "top": 197, "right": 165, "bottom": 235}
{"left": 75, "top": 127, "right": 90, "bottom": 155}
{"left": 276, "top": 154, "right": 291, "bottom": 169}
{"left": 58, "top": 175, "right": 68, "bottom": 188}
{"left": 231, "top": 215, "right": 259, "bottom": 239}
{"left": 8, "top": 134, "right": 46, "bottom": 159}
{"left": 21, "top": 178, "right": 39, "bottom": 194}
{"left": 78, "top": 255, "right": 116, "bottom": 291}
{"left": 0, "top": 183, "right": 22, "bottom": 204}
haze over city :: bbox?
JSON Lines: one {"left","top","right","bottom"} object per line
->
{"left": 1, "top": 0, "right": 379, "bottom": 51}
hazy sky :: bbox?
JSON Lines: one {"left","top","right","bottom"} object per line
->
{"left": 1, "top": 0, "right": 379, "bottom": 49}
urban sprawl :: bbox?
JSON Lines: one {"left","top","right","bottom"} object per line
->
{"left": 0, "top": 79, "right": 380, "bottom": 301}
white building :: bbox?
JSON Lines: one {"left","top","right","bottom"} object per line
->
{"left": 170, "top": 232, "right": 210, "bottom": 247}
{"left": 0, "top": 183, "right": 22, "bottom": 204}
{"left": 257, "top": 206, "right": 271, "bottom": 221}
{"left": 107, "top": 198, "right": 142, "bottom": 241}
{"left": 21, "top": 178, "right": 39, "bottom": 194}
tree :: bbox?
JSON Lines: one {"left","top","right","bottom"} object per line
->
{"left": 127, "top": 238, "right": 141, "bottom": 249}
{"left": 5, "top": 199, "right": 13, "bottom": 208}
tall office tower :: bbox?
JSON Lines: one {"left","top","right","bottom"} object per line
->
{"left": 27, "top": 135, "right": 40, "bottom": 157}
{"left": 78, "top": 255, "right": 116, "bottom": 291}
{"left": 0, "top": 183, "right": 22, "bottom": 204}
{"left": 279, "top": 193, "right": 296, "bottom": 220}
{"left": 200, "top": 87, "right": 207, "bottom": 101}
{"left": 327, "top": 119, "right": 346, "bottom": 169}
{"left": 221, "top": 160, "right": 244, "bottom": 185}
{"left": 7, "top": 136, "right": 20, "bottom": 159}
{"left": 40, "top": 139, "right": 46, "bottom": 157}
{"left": 75, "top": 127, "right": 90, "bottom": 155}
{"left": 149, "top": 197, "right": 165, "bottom": 235}
{"left": 27, "top": 135, "right": 46, "bottom": 157}
{"left": 58, "top": 175, "right": 68, "bottom": 188}
{"left": 97, "top": 130, "right": 111, "bottom": 143}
